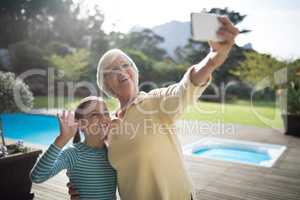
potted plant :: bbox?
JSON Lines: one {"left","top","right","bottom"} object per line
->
{"left": 280, "top": 62, "right": 300, "bottom": 136}
{"left": 0, "top": 141, "right": 42, "bottom": 199}
{"left": 0, "top": 71, "right": 42, "bottom": 199}
{"left": 281, "top": 83, "right": 300, "bottom": 136}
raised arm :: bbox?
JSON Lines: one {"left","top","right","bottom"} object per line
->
{"left": 190, "top": 16, "right": 239, "bottom": 85}
{"left": 149, "top": 16, "right": 239, "bottom": 121}
{"left": 30, "top": 144, "right": 76, "bottom": 183}
{"left": 31, "top": 111, "right": 78, "bottom": 183}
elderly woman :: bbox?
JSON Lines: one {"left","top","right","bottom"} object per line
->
{"left": 70, "top": 16, "right": 238, "bottom": 200}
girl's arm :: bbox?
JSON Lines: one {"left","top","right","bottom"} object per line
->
{"left": 30, "top": 144, "right": 76, "bottom": 183}
{"left": 31, "top": 111, "right": 78, "bottom": 183}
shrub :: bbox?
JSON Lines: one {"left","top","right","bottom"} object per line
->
{"left": 286, "top": 84, "right": 300, "bottom": 114}
{"left": 278, "top": 61, "right": 300, "bottom": 115}
{"left": 45, "top": 41, "right": 75, "bottom": 56}
{"left": 153, "top": 60, "right": 186, "bottom": 84}
{"left": 0, "top": 71, "right": 33, "bottom": 113}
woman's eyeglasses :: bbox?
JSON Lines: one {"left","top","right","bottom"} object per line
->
{"left": 103, "top": 63, "right": 132, "bottom": 77}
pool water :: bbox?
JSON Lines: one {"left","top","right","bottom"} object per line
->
{"left": 184, "top": 137, "right": 286, "bottom": 167}
{"left": 1, "top": 113, "right": 60, "bottom": 146}
{"left": 194, "top": 147, "right": 271, "bottom": 165}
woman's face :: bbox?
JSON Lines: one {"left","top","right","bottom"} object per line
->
{"left": 104, "top": 55, "right": 138, "bottom": 99}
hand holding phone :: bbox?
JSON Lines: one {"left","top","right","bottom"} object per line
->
{"left": 191, "top": 10, "right": 222, "bottom": 42}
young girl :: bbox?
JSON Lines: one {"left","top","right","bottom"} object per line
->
{"left": 31, "top": 96, "right": 117, "bottom": 200}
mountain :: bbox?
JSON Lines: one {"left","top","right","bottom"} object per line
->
{"left": 242, "top": 43, "right": 253, "bottom": 50}
{"left": 130, "top": 25, "right": 145, "bottom": 32}
{"left": 151, "top": 21, "right": 191, "bottom": 58}
{"left": 130, "top": 21, "right": 191, "bottom": 58}
{"left": 131, "top": 21, "right": 253, "bottom": 58}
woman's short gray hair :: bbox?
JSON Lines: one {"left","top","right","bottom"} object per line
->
{"left": 97, "top": 49, "right": 139, "bottom": 97}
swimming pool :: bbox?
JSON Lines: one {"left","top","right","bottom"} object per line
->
{"left": 183, "top": 137, "right": 286, "bottom": 167}
{"left": 1, "top": 113, "right": 60, "bottom": 146}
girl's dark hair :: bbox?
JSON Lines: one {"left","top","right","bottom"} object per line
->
{"left": 73, "top": 96, "right": 104, "bottom": 144}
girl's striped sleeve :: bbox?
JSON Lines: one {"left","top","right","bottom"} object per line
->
{"left": 30, "top": 144, "right": 77, "bottom": 183}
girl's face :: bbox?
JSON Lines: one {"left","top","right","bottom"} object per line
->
{"left": 79, "top": 101, "right": 111, "bottom": 139}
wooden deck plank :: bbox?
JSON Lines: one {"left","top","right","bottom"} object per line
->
{"left": 30, "top": 122, "right": 300, "bottom": 200}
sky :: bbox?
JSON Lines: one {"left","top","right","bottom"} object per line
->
{"left": 84, "top": 0, "right": 300, "bottom": 60}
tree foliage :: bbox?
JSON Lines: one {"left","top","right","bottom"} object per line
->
{"left": 9, "top": 41, "right": 49, "bottom": 74}
{"left": 208, "top": 8, "right": 251, "bottom": 33}
{"left": 109, "top": 29, "right": 167, "bottom": 61}
{"left": 48, "top": 49, "right": 90, "bottom": 81}
{"left": 231, "top": 51, "right": 285, "bottom": 89}
{"left": 0, "top": 0, "right": 66, "bottom": 47}
{"left": 175, "top": 8, "right": 251, "bottom": 86}
{"left": 283, "top": 59, "right": 300, "bottom": 114}
{"left": 2, "top": 2, "right": 298, "bottom": 103}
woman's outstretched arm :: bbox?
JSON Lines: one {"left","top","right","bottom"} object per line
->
{"left": 148, "top": 16, "right": 239, "bottom": 121}
{"left": 190, "top": 16, "right": 239, "bottom": 86}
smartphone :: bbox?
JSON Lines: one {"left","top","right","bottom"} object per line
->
{"left": 191, "top": 10, "right": 222, "bottom": 42}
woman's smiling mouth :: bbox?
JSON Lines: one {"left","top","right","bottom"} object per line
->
{"left": 119, "top": 77, "right": 129, "bottom": 83}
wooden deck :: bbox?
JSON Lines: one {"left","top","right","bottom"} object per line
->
{"left": 31, "top": 121, "right": 300, "bottom": 200}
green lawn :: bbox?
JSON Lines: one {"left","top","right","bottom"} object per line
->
{"left": 33, "top": 96, "right": 82, "bottom": 110}
{"left": 34, "top": 96, "right": 283, "bottom": 129}
{"left": 182, "top": 100, "right": 283, "bottom": 128}
{"left": 33, "top": 96, "right": 119, "bottom": 111}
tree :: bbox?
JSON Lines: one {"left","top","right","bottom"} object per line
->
{"left": 231, "top": 51, "right": 285, "bottom": 89}
{"left": 48, "top": 49, "right": 90, "bottom": 81}
{"left": 9, "top": 41, "right": 49, "bottom": 74}
{"left": 49, "top": 2, "right": 106, "bottom": 49}
{"left": 119, "top": 49, "right": 187, "bottom": 92}
{"left": 0, "top": 0, "right": 108, "bottom": 52}
{"left": 152, "top": 60, "right": 186, "bottom": 85}
{"left": 208, "top": 8, "right": 251, "bottom": 33}
{"left": 109, "top": 29, "right": 167, "bottom": 61}
{"left": 0, "top": 0, "right": 65, "bottom": 48}
{"left": 124, "top": 49, "right": 154, "bottom": 82}
{"left": 287, "top": 59, "right": 300, "bottom": 114}
{"left": 176, "top": 8, "right": 251, "bottom": 85}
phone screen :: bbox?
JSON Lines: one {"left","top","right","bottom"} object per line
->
{"left": 191, "top": 11, "right": 221, "bottom": 42}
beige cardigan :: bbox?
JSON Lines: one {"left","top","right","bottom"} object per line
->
{"left": 108, "top": 68, "right": 211, "bottom": 200}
